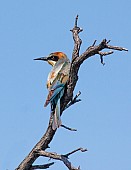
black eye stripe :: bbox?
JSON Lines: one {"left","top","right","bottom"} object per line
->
{"left": 49, "top": 56, "right": 58, "bottom": 61}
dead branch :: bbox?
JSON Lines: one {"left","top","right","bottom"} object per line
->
{"left": 63, "top": 148, "right": 88, "bottom": 158}
{"left": 98, "top": 51, "right": 114, "bottom": 65}
{"left": 36, "top": 147, "right": 87, "bottom": 170}
{"left": 30, "top": 162, "right": 54, "bottom": 170}
{"left": 61, "top": 124, "right": 77, "bottom": 131}
{"left": 70, "top": 15, "right": 83, "bottom": 61}
{"left": 16, "top": 15, "right": 128, "bottom": 170}
{"left": 74, "top": 39, "right": 128, "bottom": 66}
{"left": 106, "top": 44, "right": 128, "bottom": 51}
{"left": 64, "top": 91, "right": 81, "bottom": 110}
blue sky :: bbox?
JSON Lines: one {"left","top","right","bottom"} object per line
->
{"left": 0, "top": 0, "right": 131, "bottom": 170}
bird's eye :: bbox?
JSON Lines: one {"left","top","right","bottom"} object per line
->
{"left": 51, "top": 56, "right": 58, "bottom": 61}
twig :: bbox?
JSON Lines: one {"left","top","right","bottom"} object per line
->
{"left": 30, "top": 162, "right": 54, "bottom": 170}
{"left": 98, "top": 51, "right": 114, "bottom": 65}
{"left": 75, "top": 14, "right": 79, "bottom": 27}
{"left": 107, "top": 40, "right": 111, "bottom": 44}
{"left": 106, "top": 44, "right": 128, "bottom": 51}
{"left": 92, "top": 40, "right": 97, "bottom": 46}
{"left": 64, "top": 91, "right": 81, "bottom": 110}
{"left": 98, "top": 51, "right": 114, "bottom": 56}
{"left": 61, "top": 124, "right": 77, "bottom": 131}
{"left": 37, "top": 148, "right": 87, "bottom": 170}
{"left": 63, "top": 147, "right": 88, "bottom": 158}
{"left": 70, "top": 15, "right": 83, "bottom": 61}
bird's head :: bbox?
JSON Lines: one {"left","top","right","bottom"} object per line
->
{"left": 34, "top": 52, "right": 68, "bottom": 66}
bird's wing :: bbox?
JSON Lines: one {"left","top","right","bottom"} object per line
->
{"left": 46, "top": 61, "right": 70, "bottom": 89}
{"left": 44, "top": 61, "right": 70, "bottom": 107}
{"left": 44, "top": 80, "right": 65, "bottom": 107}
{"left": 46, "top": 62, "right": 65, "bottom": 89}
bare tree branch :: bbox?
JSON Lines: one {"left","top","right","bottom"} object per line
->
{"left": 61, "top": 124, "right": 77, "bottom": 131}
{"left": 64, "top": 91, "right": 81, "bottom": 110}
{"left": 106, "top": 44, "right": 128, "bottom": 51}
{"left": 70, "top": 15, "right": 83, "bottom": 61}
{"left": 98, "top": 51, "right": 114, "bottom": 65}
{"left": 63, "top": 148, "right": 88, "bottom": 158}
{"left": 98, "top": 51, "right": 114, "bottom": 56}
{"left": 74, "top": 39, "right": 128, "bottom": 66}
{"left": 16, "top": 15, "right": 128, "bottom": 170}
{"left": 36, "top": 148, "right": 87, "bottom": 170}
{"left": 30, "top": 162, "right": 54, "bottom": 170}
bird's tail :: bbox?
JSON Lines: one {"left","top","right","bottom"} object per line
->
{"left": 52, "top": 99, "right": 62, "bottom": 130}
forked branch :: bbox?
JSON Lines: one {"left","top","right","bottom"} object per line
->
{"left": 16, "top": 15, "right": 128, "bottom": 170}
{"left": 36, "top": 147, "right": 87, "bottom": 170}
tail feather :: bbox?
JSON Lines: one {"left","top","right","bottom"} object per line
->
{"left": 52, "top": 99, "right": 62, "bottom": 130}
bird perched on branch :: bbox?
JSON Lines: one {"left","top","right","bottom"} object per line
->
{"left": 34, "top": 52, "right": 70, "bottom": 130}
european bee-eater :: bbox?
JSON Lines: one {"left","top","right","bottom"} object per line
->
{"left": 34, "top": 52, "right": 70, "bottom": 130}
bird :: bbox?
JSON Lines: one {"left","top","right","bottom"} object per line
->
{"left": 34, "top": 52, "right": 70, "bottom": 130}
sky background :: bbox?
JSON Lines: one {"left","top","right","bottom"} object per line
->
{"left": 0, "top": 0, "right": 131, "bottom": 170}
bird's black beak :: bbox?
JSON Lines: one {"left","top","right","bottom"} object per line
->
{"left": 34, "top": 56, "right": 48, "bottom": 61}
